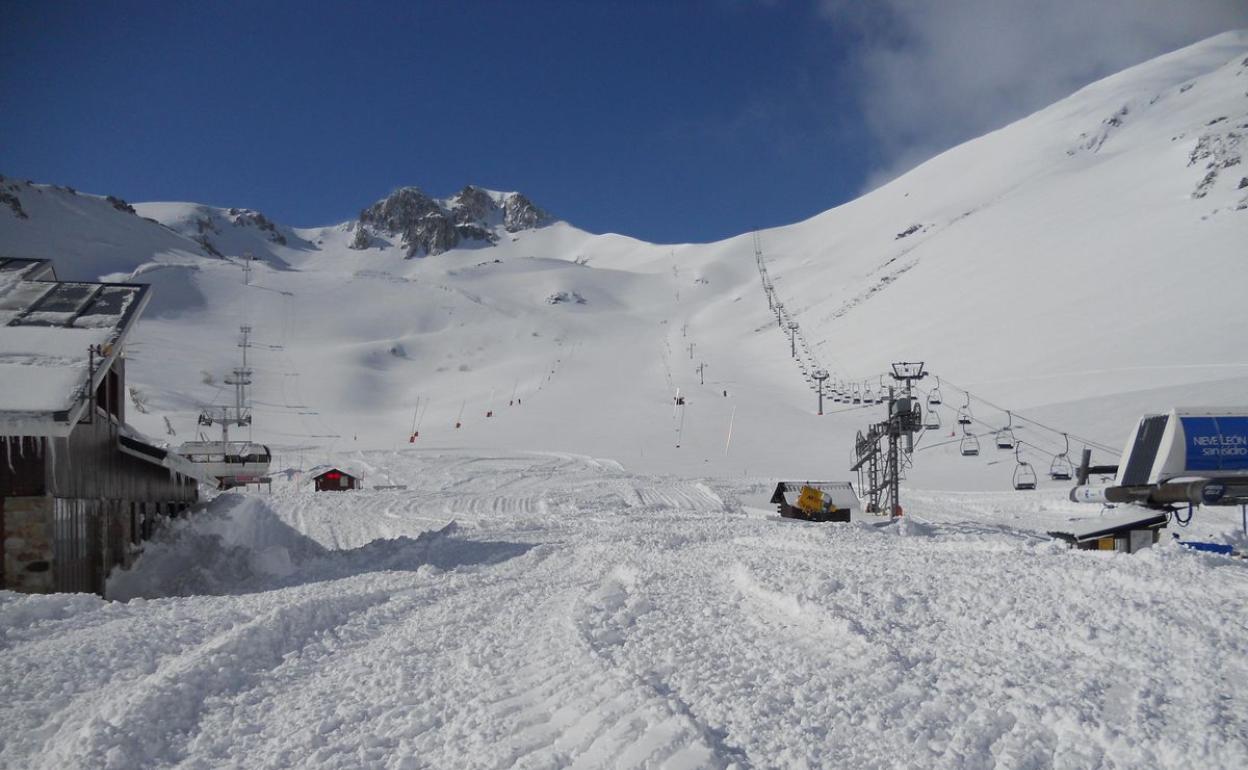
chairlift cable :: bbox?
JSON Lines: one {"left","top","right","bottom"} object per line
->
{"left": 932, "top": 376, "right": 1119, "bottom": 454}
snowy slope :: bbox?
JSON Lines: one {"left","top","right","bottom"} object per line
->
{"left": 0, "top": 177, "right": 209, "bottom": 279}
{"left": 746, "top": 30, "right": 1248, "bottom": 412}
{"left": 2, "top": 35, "right": 1246, "bottom": 493}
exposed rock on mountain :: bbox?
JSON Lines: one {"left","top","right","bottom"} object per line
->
{"left": 349, "top": 222, "right": 371, "bottom": 250}
{"left": 0, "top": 176, "right": 29, "bottom": 220}
{"left": 502, "top": 193, "right": 548, "bottom": 233}
{"left": 359, "top": 185, "right": 551, "bottom": 258}
{"left": 228, "top": 208, "right": 287, "bottom": 246}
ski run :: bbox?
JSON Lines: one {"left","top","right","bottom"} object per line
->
{"left": 3, "top": 449, "right": 1248, "bottom": 769}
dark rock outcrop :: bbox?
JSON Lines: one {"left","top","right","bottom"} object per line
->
{"left": 502, "top": 192, "right": 550, "bottom": 233}
{"left": 359, "top": 185, "right": 551, "bottom": 258}
{"left": 228, "top": 208, "right": 287, "bottom": 245}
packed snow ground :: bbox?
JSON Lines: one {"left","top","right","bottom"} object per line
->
{"left": 4, "top": 449, "right": 1248, "bottom": 769}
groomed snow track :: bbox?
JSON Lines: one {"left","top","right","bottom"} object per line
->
{"left": 3, "top": 449, "right": 1248, "bottom": 769}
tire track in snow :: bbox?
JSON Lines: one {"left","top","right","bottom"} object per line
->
{"left": 33, "top": 585, "right": 403, "bottom": 770}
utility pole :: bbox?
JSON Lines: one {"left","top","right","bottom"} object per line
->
{"left": 697, "top": 362, "right": 706, "bottom": 385}
{"left": 814, "top": 369, "right": 829, "bottom": 415}
{"left": 242, "top": 254, "right": 254, "bottom": 286}
{"left": 787, "top": 321, "right": 799, "bottom": 357}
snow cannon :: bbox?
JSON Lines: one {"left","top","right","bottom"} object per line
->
{"left": 1070, "top": 408, "right": 1248, "bottom": 511}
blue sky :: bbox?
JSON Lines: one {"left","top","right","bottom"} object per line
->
{"left": 2, "top": 1, "right": 1245, "bottom": 243}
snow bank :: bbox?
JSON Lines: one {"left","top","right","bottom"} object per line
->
{"left": 107, "top": 494, "right": 461, "bottom": 600}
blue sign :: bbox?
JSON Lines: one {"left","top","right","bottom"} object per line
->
{"left": 1181, "top": 417, "right": 1248, "bottom": 472}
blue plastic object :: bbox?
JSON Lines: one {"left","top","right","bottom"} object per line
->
{"left": 1178, "top": 540, "right": 1234, "bottom": 555}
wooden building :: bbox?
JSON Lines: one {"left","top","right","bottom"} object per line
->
{"left": 311, "top": 466, "right": 361, "bottom": 491}
{"left": 1, "top": 258, "right": 208, "bottom": 595}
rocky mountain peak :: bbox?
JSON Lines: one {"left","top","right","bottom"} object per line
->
{"left": 356, "top": 185, "right": 552, "bottom": 258}
{"left": 501, "top": 192, "right": 549, "bottom": 233}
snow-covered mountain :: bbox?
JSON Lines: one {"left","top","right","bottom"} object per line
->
{"left": 0, "top": 175, "right": 210, "bottom": 277}
{"left": 2, "top": 31, "right": 1246, "bottom": 488}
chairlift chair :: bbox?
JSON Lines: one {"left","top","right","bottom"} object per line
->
{"left": 960, "top": 433, "right": 980, "bottom": 456}
{"left": 1013, "top": 446, "right": 1037, "bottom": 490}
{"left": 1049, "top": 433, "right": 1074, "bottom": 480}
{"left": 924, "top": 406, "right": 941, "bottom": 430}
{"left": 996, "top": 411, "right": 1016, "bottom": 450}
{"left": 957, "top": 393, "right": 972, "bottom": 425}
{"left": 928, "top": 377, "right": 943, "bottom": 406}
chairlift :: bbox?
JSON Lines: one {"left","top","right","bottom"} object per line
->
{"left": 924, "top": 406, "right": 941, "bottom": 430}
{"left": 1013, "top": 445, "right": 1037, "bottom": 490}
{"left": 957, "top": 392, "right": 973, "bottom": 425}
{"left": 928, "top": 376, "right": 943, "bottom": 406}
{"left": 995, "top": 411, "right": 1016, "bottom": 450}
{"left": 852, "top": 386, "right": 861, "bottom": 404}
{"left": 863, "top": 384, "right": 874, "bottom": 404}
{"left": 960, "top": 433, "right": 980, "bottom": 456}
{"left": 1049, "top": 433, "right": 1074, "bottom": 481}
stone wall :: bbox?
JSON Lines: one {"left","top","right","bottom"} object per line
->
{"left": 2, "top": 496, "right": 54, "bottom": 593}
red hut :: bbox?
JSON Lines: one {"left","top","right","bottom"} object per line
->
{"left": 311, "top": 466, "right": 360, "bottom": 491}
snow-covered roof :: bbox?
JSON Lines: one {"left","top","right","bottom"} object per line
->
{"left": 0, "top": 257, "right": 57, "bottom": 281}
{"left": 307, "top": 463, "right": 365, "bottom": 481}
{"left": 0, "top": 264, "right": 150, "bottom": 436}
{"left": 1048, "top": 509, "right": 1169, "bottom": 542}
{"left": 118, "top": 424, "right": 219, "bottom": 487}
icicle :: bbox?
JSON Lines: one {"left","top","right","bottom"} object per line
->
{"left": 45, "top": 435, "right": 58, "bottom": 485}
